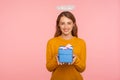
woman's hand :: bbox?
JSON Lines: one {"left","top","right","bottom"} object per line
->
{"left": 56, "top": 55, "right": 64, "bottom": 65}
{"left": 68, "top": 54, "right": 76, "bottom": 65}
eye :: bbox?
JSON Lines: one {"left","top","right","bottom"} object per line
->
{"left": 67, "top": 22, "right": 72, "bottom": 25}
{"left": 60, "top": 22, "right": 65, "bottom": 25}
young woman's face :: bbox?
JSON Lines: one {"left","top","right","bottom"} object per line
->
{"left": 59, "top": 16, "right": 74, "bottom": 36}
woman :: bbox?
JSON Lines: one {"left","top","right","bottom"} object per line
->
{"left": 46, "top": 11, "right": 86, "bottom": 80}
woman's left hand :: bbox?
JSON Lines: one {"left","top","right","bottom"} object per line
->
{"left": 68, "top": 54, "right": 76, "bottom": 65}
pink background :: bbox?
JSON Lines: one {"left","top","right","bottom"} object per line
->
{"left": 0, "top": 0, "right": 120, "bottom": 80}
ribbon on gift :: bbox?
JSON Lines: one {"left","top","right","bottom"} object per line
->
{"left": 59, "top": 44, "right": 73, "bottom": 50}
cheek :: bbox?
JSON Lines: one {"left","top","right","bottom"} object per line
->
{"left": 59, "top": 26, "right": 64, "bottom": 30}
{"left": 69, "top": 26, "right": 74, "bottom": 30}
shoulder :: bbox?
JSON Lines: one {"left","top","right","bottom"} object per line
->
{"left": 74, "top": 37, "right": 86, "bottom": 45}
{"left": 74, "top": 37, "right": 85, "bottom": 42}
{"left": 47, "top": 37, "right": 59, "bottom": 45}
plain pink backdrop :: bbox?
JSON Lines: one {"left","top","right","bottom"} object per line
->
{"left": 0, "top": 0, "right": 120, "bottom": 80}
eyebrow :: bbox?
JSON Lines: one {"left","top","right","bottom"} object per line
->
{"left": 60, "top": 21, "right": 73, "bottom": 23}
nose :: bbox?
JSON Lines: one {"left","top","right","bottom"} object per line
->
{"left": 64, "top": 24, "right": 68, "bottom": 28}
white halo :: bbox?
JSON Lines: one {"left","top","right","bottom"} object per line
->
{"left": 56, "top": 5, "right": 75, "bottom": 11}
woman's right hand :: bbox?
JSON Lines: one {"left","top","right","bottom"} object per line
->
{"left": 56, "top": 55, "right": 64, "bottom": 65}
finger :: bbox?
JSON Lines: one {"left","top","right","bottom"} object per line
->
{"left": 59, "top": 62, "right": 62, "bottom": 65}
{"left": 72, "top": 54, "right": 75, "bottom": 58}
{"left": 71, "top": 62, "right": 73, "bottom": 65}
{"left": 68, "top": 63, "right": 69, "bottom": 65}
{"left": 56, "top": 55, "right": 61, "bottom": 65}
{"left": 68, "top": 63, "right": 71, "bottom": 65}
{"left": 56, "top": 56, "right": 58, "bottom": 64}
{"left": 73, "top": 54, "right": 75, "bottom": 56}
{"left": 71, "top": 57, "right": 76, "bottom": 64}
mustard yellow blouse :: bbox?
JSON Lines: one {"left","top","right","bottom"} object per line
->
{"left": 46, "top": 36, "right": 86, "bottom": 80}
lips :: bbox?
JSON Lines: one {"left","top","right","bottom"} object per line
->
{"left": 63, "top": 29, "right": 69, "bottom": 32}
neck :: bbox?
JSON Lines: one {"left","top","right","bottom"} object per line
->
{"left": 61, "top": 34, "right": 73, "bottom": 40}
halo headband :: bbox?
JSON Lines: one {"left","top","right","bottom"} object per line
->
{"left": 56, "top": 5, "right": 75, "bottom": 11}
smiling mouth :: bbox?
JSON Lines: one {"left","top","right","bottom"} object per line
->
{"left": 63, "top": 29, "right": 69, "bottom": 31}
{"left": 63, "top": 30, "right": 69, "bottom": 32}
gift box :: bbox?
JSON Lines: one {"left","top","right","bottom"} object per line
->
{"left": 58, "top": 45, "right": 73, "bottom": 63}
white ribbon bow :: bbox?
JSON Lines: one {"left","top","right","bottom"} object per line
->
{"left": 59, "top": 44, "right": 73, "bottom": 49}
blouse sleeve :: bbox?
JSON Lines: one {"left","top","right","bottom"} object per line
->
{"left": 74, "top": 40, "right": 86, "bottom": 73}
{"left": 46, "top": 40, "right": 58, "bottom": 72}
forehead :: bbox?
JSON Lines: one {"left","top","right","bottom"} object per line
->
{"left": 60, "top": 16, "right": 72, "bottom": 22}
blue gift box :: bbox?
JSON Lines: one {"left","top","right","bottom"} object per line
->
{"left": 58, "top": 46, "right": 73, "bottom": 63}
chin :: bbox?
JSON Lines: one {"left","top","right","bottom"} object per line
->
{"left": 63, "top": 32, "right": 70, "bottom": 36}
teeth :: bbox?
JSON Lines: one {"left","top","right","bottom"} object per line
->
{"left": 64, "top": 30, "right": 68, "bottom": 31}
{"left": 64, "top": 29, "right": 68, "bottom": 31}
